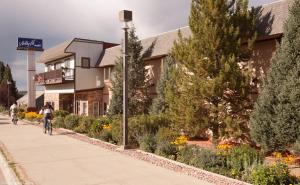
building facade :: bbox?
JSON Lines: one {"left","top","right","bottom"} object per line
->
{"left": 36, "top": 0, "right": 290, "bottom": 116}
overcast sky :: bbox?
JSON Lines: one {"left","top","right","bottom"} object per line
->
{"left": 0, "top": 0, "right": 278, "bottom": 91}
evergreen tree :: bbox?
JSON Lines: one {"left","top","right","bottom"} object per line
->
{"left": 0, "top": 61, "right": 18, "bottom": 104}
{"left": 109, "top": 27, "right": 151, "bottom": 116}
{"left": 251, "top": 0, "right": 300, "bottom": 152}
{"left": 150, "top": 56, "right": 175, "bottom": 114}
{"left": 167, "top": 0, "right": 257, "bottom": 141}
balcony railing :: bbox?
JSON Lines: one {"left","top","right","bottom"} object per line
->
{"left": 35, "top": 68, "right": 74, "bottom": 85}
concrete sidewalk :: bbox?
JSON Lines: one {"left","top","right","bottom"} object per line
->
{"left": 0, "top": 115, "right": 213, "bottom": 185}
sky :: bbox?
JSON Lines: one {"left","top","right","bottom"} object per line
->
{"left": 0, "top": 0, "right": 278, "bottom": 91}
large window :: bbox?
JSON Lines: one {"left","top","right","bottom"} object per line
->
{"left": 104, "top": 67, "right": 111, "bottom": 80}
{"left": 81, "top": 57, "right": 90, "bottom": 68}
{"left": 93, "top": 101, "right": 100, "bottom": 117}
{"left": 55, "top": 62, "right": 62, "bottom": 70}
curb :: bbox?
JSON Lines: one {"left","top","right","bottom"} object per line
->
{"left": 0, "top": 148, "right": 21, "bottom": 185}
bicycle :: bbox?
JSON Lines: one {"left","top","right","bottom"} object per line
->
{"left": 44, "top": 118, "right": 52, "bottom": 135}
{"left": 11, "top": 113, "right": 18, "bottom": 125}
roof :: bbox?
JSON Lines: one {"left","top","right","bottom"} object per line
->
{"left": 256, "top": 0, "right": 291, "bottom": 37}
{"left": 17, "top": 91, "right": 44, "bottom": 105}
{"left": 37, "top": 38, "right": 117, "bottom": 64}
{"left": 99, "top": 0, "right": 291, "bottom": 67}
{"left": 99, "top": 27, "right": 191, "bottom": 67}
{"left": 37, "top": 40, "right": 73, "bottom": 64}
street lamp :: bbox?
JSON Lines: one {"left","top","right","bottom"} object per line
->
{"left": 7, "top": 80, "right": 12, "bottom": 108}
{"left": 119, "top": 10, "right": 132, "bottom": 149}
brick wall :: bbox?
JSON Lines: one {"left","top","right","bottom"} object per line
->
{"left": 75, "top": 89, "right": 103, "bottom": 116}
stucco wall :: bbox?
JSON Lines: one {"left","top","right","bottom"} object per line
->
{"left": 66, "top": 41, "right": 104, "bottom": 91}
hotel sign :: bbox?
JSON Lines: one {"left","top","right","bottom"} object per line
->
{"left": 17, "top": 37, "right": 44, "bottom": 51}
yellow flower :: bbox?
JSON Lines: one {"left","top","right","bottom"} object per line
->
{"left": 171, "top": 135, "right": 188, "bottom": 146}
{"left": 272, "top": 152, "right": 282, "bottom": 159}
{"left": 284, "top": 155, "right": 296, "bottom": 165}
{"left": 102, "top": 123, "right": 112, "bottom": 131}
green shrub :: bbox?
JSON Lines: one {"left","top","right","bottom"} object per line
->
{"left": 0, "top": 105, "right": 6, "bottom": 113}
{"left": 190, "top": 148, "right": 226, "bottom": 170}
{"left": 75, "top": 116, "right": 95, "bottom": 133}
{"left": 177, "top": 145, "right": 195, "bottom": 165}
{"left": 64, "top": 114, "right": 79, "bottom": 130}
{"left": 17, "top": 111, "right": 25, "bottom": 119}
{"left": 226, "top": 145, "right": 263, "bottom": 178}
{"left": 251, "top": 163, "right": 299, "bottom": 185}
{"left": 138, "top": 134, "right": 157, "bottom": 153}
{"left": 53, "top": 116, "right": 65, "bottom": 128}
{"left": 128, "top": 114, "right": 172, "bottom": 147}
{"left": 99, "top": 129, "right": 113, "bottom": 142}
{"left": 155, "top": 141, "right": 178, "bottom": 160}
{"left": 111, "top": 117, "right": 122, "bottom": 144}
{"left": 53, "top": 110, "right": 69, "bottom": 118}
{"left": 290, "top": 140, "right": 300, "bottom": 156}
{"left": 89, "top": 120, "right": 103, "bottom": 138}
{"left": 155, "top": 127, "right": 179, "bottom": 143}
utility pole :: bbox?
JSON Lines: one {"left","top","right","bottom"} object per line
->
{"left": 119, "top": 10, "right": 132, "bottom": 150}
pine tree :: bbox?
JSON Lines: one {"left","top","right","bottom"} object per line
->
{"left": 0, "top": 61, "right": 18, "bottom": 105}
{"left": 109, "top": 27, "right": 151, "bottom": 116}
{"left": 251, "top": 0, "right": 300, "bottom": 152}
{"left": 150, "top": 56, "right": 175, "bottom": 114}
{"left": 167, "top": 0, "right": 257, "bottom": 141}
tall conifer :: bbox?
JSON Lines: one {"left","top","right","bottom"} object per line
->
{"left": 251, "top": 0, "right": 300, "bottom": 152}
{"left": 109, "top": 28, "right": 150, "bottom": 116}
{"left": 167, "top": 0, "right": 257, "bottom": 141}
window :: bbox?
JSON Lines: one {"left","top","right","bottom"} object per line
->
{"left": 104, "top": 103, "right": 107, "bottom": 115}
{"left": 76, "top": 101, "right": 80, "bottom": 115}
{"left": 65, "top": 59, "right": 70, "bottom": 68}
{"left": 55, "top": 62, "right": 62, "bottom": 70}
{"left": 93, "top": 102, "right": 100, "bottom": 117}
{"left": 82, "top": 101, "right": 88, "bottom": 116}
{"left": 81, "top": 57, "right": 90, "bottom": 68}
{"left": 104, "top": 67, "right": 111, "bottom": 80}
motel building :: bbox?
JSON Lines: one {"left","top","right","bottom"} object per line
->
{"left": 35, "top": 0, "right": 289, "bottom": 117}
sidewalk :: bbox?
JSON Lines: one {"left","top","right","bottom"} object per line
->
{"left": 0, "top": 115, "right": 213, "bottom": 185}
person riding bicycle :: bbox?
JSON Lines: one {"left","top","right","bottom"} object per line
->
{"left": 40, "top": 103, "right": 53, "bottom": 134}
{"left": 9, "top": 102, "right": 18, "bottom": 124}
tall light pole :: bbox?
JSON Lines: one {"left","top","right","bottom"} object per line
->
{"left": 7, "top": 80, "right": 12, "bottom": 108}
{"left": 119, "top": 10, "right": 132, "bottom": 149}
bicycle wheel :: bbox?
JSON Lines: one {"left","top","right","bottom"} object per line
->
{"left": 48, "top": 121, "right": 52, "bottom": 135}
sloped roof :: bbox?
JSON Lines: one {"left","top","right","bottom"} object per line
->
{"left": 257, "top": 0, "right": 291, "bottom": 37}
{"left": 37, "top": 40, "right": 73, "bottom": 63}
{"left": 99, "top": 0, "right": 290, "bottom": 67}
{"left": 37, "top": 38, "right": 117, "bottom": 64}
{"left": 99, "top": 27, "right": 191, "bottom": 67}
{"left": 17, "top": 91, "right": 44, "bottom": 105}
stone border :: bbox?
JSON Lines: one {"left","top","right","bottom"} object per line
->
{"left": 18, "top": 117, "right": 250, "bottom": 185}
{"left": 0, "top": 145, "right": 21, "bottom": 185}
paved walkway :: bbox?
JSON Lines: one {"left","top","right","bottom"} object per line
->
{"left": 0, "top": 115, "right": 212, "bottom": 185}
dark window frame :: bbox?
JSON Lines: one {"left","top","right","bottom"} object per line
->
{"left": 81, "top": 57, "right": 91, "bottom": 68}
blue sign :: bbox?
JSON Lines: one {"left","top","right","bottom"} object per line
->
{"left": 17, "top": 37, "right": 43, "bottom": 51}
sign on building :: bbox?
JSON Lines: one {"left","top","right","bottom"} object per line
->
{"left": 17, "top": 37, "right": 44, "bottom": 51}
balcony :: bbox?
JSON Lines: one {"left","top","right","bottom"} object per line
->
{"left": 35, "top": 68, "right": 74, "bottom": 85}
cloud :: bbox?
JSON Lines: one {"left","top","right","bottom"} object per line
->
{"left": 0, "top": 0, "right": 277, "bottom": 90}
